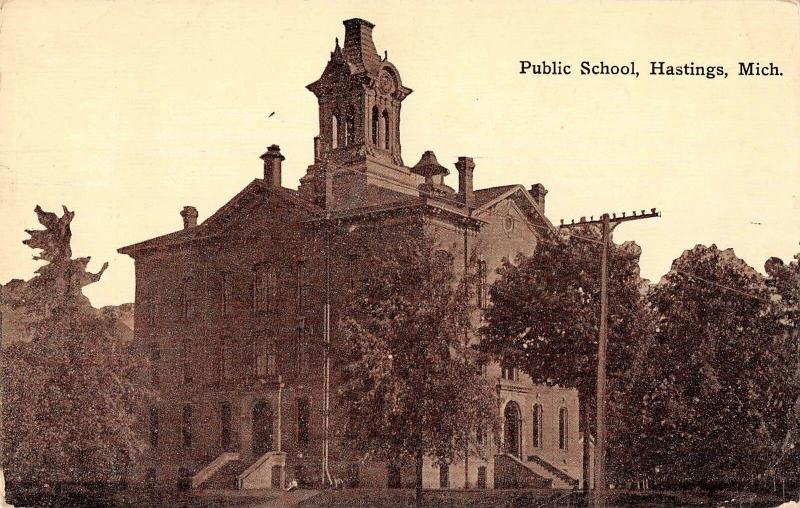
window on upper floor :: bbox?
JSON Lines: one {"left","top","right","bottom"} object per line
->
{"left": 180, "top": 278, "right": 195, "bottom": 321}
{"left": 559, "top": 407, "right": 569, "bottom": 450}
{"left": 182, "top": 339, "right": 192, "bottom": 384}
{"left": 532, "top": 403, "right": 543, "bottom": 448}
{"left": 149, "top": 406, "right": 159, "bottom": 448}
{"left": 221, "top": 335, "right": 234, "bottom": 381}
{"left": 345, "top": 113, "right": 355, "bottom": 147}
{"left": 253, "top": 264, "right": 277, "bottom": 313}
{"left": 255, "top": 336, "right": 276, "bottom": 378}
{"left": 149, "top": 342, "right": 160, "bottom": 385}
{"left": 221, "top": 272, "right": 232, "bottom": 315}
{"left": 371, "top": 107, "right": 379, "bottom": 145}
{"left": 141, "top": 295, "right": 157, "bottom": 326}
{"left": 382, "top": 110, "right": 390, "bottom": 149}
{"left": 475, "top": 425, "right": 487, "bottom": 446}
{"left": 501, "top": 363, "right": 518, "bottom": 381}
{"left": 182, "top": 404, "right": 193, "bottom": 448}
{"left": 477, "top": 260, "right": 488, "bottom": 310}
{"left": 296, "top": 319, "right": 309, "bottom": 375}
{"left": 331, "top": 114, "right": 339, "bottom": 149}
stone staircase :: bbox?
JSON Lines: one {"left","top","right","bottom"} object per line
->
{"left": 494, "top": 454, "right": 553, "bottom": 489}
{"left": 192, "top": 451, "right": 286, "bottom": 491}
{"left": 526, "top": 455, "right": 580, "bottom": 489}
{"left": 200, "top": 458, "right": 249, "bottom": 490}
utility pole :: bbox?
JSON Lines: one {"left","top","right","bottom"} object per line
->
{"left": 560, "top": 208, "right": 660, "bottom": 508}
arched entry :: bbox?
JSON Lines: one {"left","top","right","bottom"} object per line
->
{"left": 252, "top": 400, "right": 273, "bottom": 456}
{"left": 504, "top": 401, "right": 522, "bottom": 457}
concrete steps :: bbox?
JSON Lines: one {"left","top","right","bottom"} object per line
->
{"left": 494, "top": 454, "right": 553, "bottom": 489}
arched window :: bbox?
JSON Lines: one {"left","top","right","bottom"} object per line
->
{"left": 371, "top": 107, "right": 379, "bottom": 145}
{"left": 532, "top": 403, "right": 543, "bottom": 448}
{"left": 559, "top": 407, "right": 569, "bottom": 450}
{"left": 331, "top": 114, "right": 339, "bottom": 149}
{"left": 382, "top": 110, "right": 390, "bottom": 149}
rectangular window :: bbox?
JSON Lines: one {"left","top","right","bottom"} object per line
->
{"left": 533, "top": 404, "right": 543, "bottom": 448}
{"left": 149, "top": 342, "right": 160, "bottom": 385}
{"left": 476, "top": 425, "right": 486, "bottom": 445}
{"left": 477, "top": 466, "right": 487, "bottom": 489}
{"left": 501, "top": 364, "right": 518, "bottom": 381}
{"left": 149, "top": 406, "right": 159, "bottom": 448}
{"left": 439, "top": 463, "right": 449, "bottom": 489}
{"left": 222, "top": 336, "right": 233, "bottom": 381}
{"left": 182, "top": 339, "right": 192, "bottom": 384}
{"left": 297, "top": 319, "right": 309, "bottom": 375}
{"left": 221, "top": 272, "right": 231, "bottom": 315}
{"left": 477, "top": 260, "right": 488, "bottom": 309}
{"left": 181, "top": 279, "right": 195, "bottom": 320}
{"left": 253, "top": 264, "right": 277, "bottom": 312}
{"left": 221, "top": 402, "right": 232, "bottom": 451}
{"left": 255, "top": 338, "right": 277, "bottom": 378}
{"left": 297, "top": 397, "right": 310, "bottom": 447}
{"left": 182, "top": 404, "right": 193, "bottom": 448}
{"left": 143, "top": 296, "right": 157, "bottom": 326}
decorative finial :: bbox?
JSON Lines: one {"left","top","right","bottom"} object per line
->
{"left": 384, "top": 50, "right": 388, "bottom": 61}
{"left": 335, "top": 37, "right": 340, "bottom": 50}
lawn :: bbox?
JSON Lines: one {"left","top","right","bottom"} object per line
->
{"left": 296, "top": 488, "right": 787, "bottom": 508}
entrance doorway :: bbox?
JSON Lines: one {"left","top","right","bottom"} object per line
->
{"left": 504, "top": 401, "right": 522, "bottom": 457}
{"left": 252, "top": 399, "right": 273, "bottom": 456}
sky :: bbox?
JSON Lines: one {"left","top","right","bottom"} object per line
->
{"left": 1, "top": 0, "right": 799, "bottom": 307}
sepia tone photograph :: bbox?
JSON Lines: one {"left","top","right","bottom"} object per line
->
{"left": 1, "top": 1, "right": 799, "bottom": 506}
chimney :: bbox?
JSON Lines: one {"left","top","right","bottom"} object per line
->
{"left": 342, "top": 18, "right": 380, "bottom": 73}
{"left": 455, "top": 157, "right": 475, "bottom": 208}
{"left": 529, "top": 183, "right": 548, "bottom": 213}
{"left": 180, "top": 206, "right": 198, "bottom": 229}
{"left": 260, "top": 144, "right": 285, "bottom": 189}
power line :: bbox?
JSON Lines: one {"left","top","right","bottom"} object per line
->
{"left": 673, "top": 270, "right": 772, "bottom": 304}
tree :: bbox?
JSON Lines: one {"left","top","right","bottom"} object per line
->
{"left": 480, "top": 226, "right": 652, "bottom": 489}
{"left": 335, "top": 224, "right": 497, "bottom": 504}
{"left": 619, "top": 245, "right": 793, "bottom": 489}
{"left": 765, "top": 251, "right": 800, "bottom": 490}
{"left": 0, "top": 206, "right": 153, "bottom": 493}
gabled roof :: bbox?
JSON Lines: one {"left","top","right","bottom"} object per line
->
{"left": 474, "top": 184, "right": 557, "bottom": 234}
{"left": 118, "top": 180, "right": 323, "bottom": 256}
{"left": 474, "top": 185, "right": 517, "bottom": 207}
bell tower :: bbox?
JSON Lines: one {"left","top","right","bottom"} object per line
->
{"left": 306, "top": 18, "right": 412, "bottom": 167}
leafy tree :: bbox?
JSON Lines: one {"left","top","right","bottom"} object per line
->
{"left": 765, "top": 251, "right": 800, "bottom": 487}
{"left": 479, "top": 226, "right": 653, "bottom": 489}
{"left": 619, "top": 245, "right": 793, "bottom": 488}
{"left": 335, "top": 224, "right": 497, "bottom": 504}
{"left": 0, "top": 206, "right": 153, "bottom": 491}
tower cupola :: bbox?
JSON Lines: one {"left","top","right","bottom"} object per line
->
{"left": 306, "top": 18, "right": 412, "bottom": 167}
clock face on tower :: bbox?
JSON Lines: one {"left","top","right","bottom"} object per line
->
{"left": 378, "top": 70, "right": 395, "bottom": 94}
